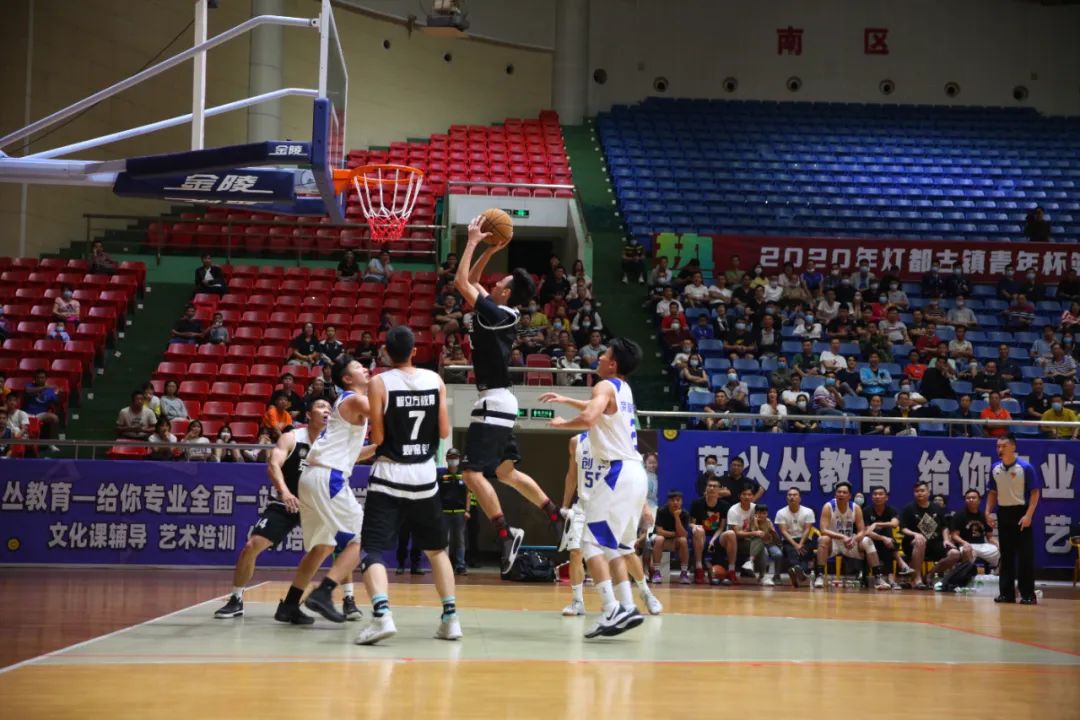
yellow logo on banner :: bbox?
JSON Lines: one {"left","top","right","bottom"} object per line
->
{"left": 6, "top": 538, "right": 20, "bottom": 552}
{"left": 663, "top": 429, "right": 679, "bottom": 440}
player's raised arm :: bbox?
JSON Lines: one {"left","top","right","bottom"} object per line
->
{"left": 549, "top": 380, "right": 615, "bottom": 430}
{"left": 538, "top": 391, "right": 589, "bottom": 411}
{"left": 267, "top": 430, "right": 298, "bottom": 513}
{"left": 454, "top": 216, "right": 494, "bottom": 308}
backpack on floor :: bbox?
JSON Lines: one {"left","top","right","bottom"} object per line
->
{"left": 505, "top": 550, "right": 556, "bottom": 582}
{"left": 941, "top": 560, "right": 978, "bottom": 591}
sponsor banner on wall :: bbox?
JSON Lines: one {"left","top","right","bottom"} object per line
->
{"left": 0, "top": 460, "right": 370, "bottom": 566}
{"left": 658, "top": 431, "right": 1079, "bottom": 569}
{"left": 653, "top": 231, "right": 1077, "bottom": 282}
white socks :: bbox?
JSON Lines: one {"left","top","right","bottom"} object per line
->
{"left": 614, "top": 580, "right": 633, "bottom": 607}
{"left": 571, "top": 583, "right": 584, "bottom": 603}
{"left": 232, "top": 586, "right": 245, "bottom": 599}
{"left": 634, "top": 577, "right": 653, "bottom": 598}
{"left": 595, "top": 579, "right": 618, "bottom": 614}
{"left": 341, "top": 583, "right": 354, "bottom": 599}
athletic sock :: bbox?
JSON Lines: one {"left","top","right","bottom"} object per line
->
{"left": 541, "top": 498, "right": 560, "bottom": 523}
{"left": 341, "top": 583, "right": 354, "bottom": 599}
{"left": 634, "top": 577, "right": 653, "bottom": 598}
{"left": 872, "top": 565, "right": 883, "bottom": 577}
{"left": 284, "top": 585, "right": 303, "bottom": 608}
{"left": 232, "top": 586, "right": 245, "bottom": 600}
{"left": 492, "top": 514, "right": 510, "bottom": 540}
{"left": 614, "top": 580, "right": 633, "bottom": 607}
{"left": 372, "top": 593, "right": 390, "bottom": 618}
{"left": 571, "top": 583, "right": 584, "bottom": 604}
{"left": 317, "top": 577, "right": 338, "bottom": 594}
{"left": 595, "top": 579, "right": 618, "bottom": 615}
{"left": 441, "top": 596, "right": 457, "bottom": 621}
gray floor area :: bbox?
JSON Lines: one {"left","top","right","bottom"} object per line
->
{"left": 38, "top": 601, "right": 1080, "bottom": 667}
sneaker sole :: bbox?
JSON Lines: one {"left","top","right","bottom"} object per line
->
{"left": 562, "top": 609, "right": 585, "bottom": 616}
{"left": 213, "top": 610, "right": 244, "bottom": 618}
{"left": 501, "top": 530, "right": 524, "bottom": 575}
{"left": 344, "top": 612, "right": 363, "bottom": 621}
{"left": 304, "top": 598, "right": 345, "bottom": 623}
{"left": 602, "top": 614, "right": 644, "bottom": 636}
{"left": 355, "top": 629, "right": 397, "bottom": 645}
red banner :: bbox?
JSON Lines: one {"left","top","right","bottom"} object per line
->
{"left": 686, "top": 234, "right": 1077, "bottom": 282}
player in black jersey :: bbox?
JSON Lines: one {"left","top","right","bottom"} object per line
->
{"left": 213, "top": 398, "right": 371, "bottom": 622}
{"left": 454, "top": 216, "right": 564, "bottom": 574}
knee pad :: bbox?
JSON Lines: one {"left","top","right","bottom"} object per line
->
{"left": 359, "top": 554, "right": 385, "bottom": 574}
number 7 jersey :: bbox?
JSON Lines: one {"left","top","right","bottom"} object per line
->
{"left": 371, "top": 367, "right": 442, "bottom": 500}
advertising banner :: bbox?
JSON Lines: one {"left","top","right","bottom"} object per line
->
{"left": 658, "top": 431, "right": 1079, "bottom": 569}
{"left": 0, "top": 460, "right": 370, "bottom": 567}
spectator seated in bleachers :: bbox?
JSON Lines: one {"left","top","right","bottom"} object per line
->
{"left": 212, "top": 424, "right": 244, "bottom": 463}
{"left": 919, "top": 357, "right": 957, "bottom": 402}
{"left": 194, "top": 254, "right": 227, "bottom": 296}
{"left": 434, "top": 295, "right": 463, "bottom": 335}
{"left": 170, "top": 304, "right": 203, "bottom": 345}
{"left": 302, "top": 378, "right": 334, "bottom": 419}
{"left": 837, "top": 356, "right": 861, "bottom": 395}
{"left": 1060, "top": 301, "right": 1080, "bottom": 333}
{"left": 621, "top": 237, "right": 646, "bottom": 284}
{"left": 725, "top": 318, "right": 756, "bottom": 359}
{"left": 880, "top": 307, "right": 911, "bottom": 346}
{"left": 703, "top": 389, "right": 743, "bottom": 430}
{"left": 52, "top": 285, "right": 80, "bottom": 325}
{"left": 973, "top": 360, "right": 1009, "bottom": 399}
{"left": 1046, "top": 343, "right": 1078, "bottom": 385}
{"left": 789, "top": 394, "right": 819, "bottom": 434}
{"left": 1030, "top": 325, "right": 1058, "bottom": 366}
{"left": 0, "top": 409, "right": 13, "bottom": 457}
{"left": 755, "top": 314, "right": 781, "bottom": 357}
{"left": 1024, "top": 377, "right": 1050, "bottom": 421}
{"left": 269, "top": 373, "right": 304, "bottom": 417}
{"left": 860, "top": 323, "right": 893, "bottom": 362}
{"left": 1004, "top": 293, "right": 1036, "bottom": 330}
{"left": 567, "top": 274, "right": 592, "bottom": 310}
{"left": 995, "top": 344, "right": 1021, "bottom": 385}
{"left": 579, "top": 330, "right": 607, "bottom": 369}
{"left": 287, "top": 322, "right": 319, "bottom": 366}
{"left": 147, "top": 418, "right": 177, "bottom": 461}
{"left": 242, "top": 430, "right": 273, "bottom": 463}
{"left": 5, "top": 393, "right": 29, "bottom": 439}
{"left": 116, "top": 389, "right": 156, "bottom": 440}
{"left": 508, "top": 348, "right": 525, "bottom": 369}
{"left": 89, "top": 240, "right": 117, "bottom": 275}
{"left": 140, "top": 381, "right": 161, "bottom": 418}
{"left": 779, "top": 376, "right": 803, "bottom": 409}
{"left": 336, "top": 250, "right": 360, "bottom": 282}
{"left": 949, "top": 394, "right": 980, "bottom": 438}
{"left": 860, "top": 394, "right": 890, "bottom": 436}
{"left": 813, "top": 372, "right": 847, "bottom": 416}
{"left": 885, "top": 280, "right": 910, "bottom": 310}
{"left": 539, "top": 265, "right": 570, "bottom": 305}
{"left": 439, "top": 339, "right": 469, "bottom": 384}
{"left": 353, "top": 330, "right": 377, "bottom": 366}
{"left": 859, "top": 352, "right": 892, "bottom": 397}
{"left": 1058, "top": 270, "right": 1080, "bottom": 305}
{"left": 319, "top": 365, "right": 339, "bottom": 402}
{"left": 948, "top": 325, "right": 974, "bottom": 362}
{"left": 1063, "top": 379, "right": 1079, "bottom": 412}
{"left": 1023, "top": 206, "right": 1051, "bottom": 242}
{"left": 888, "top": 391, "right": 929, "bottom": 436}
{"left": 789, "top": 339, "right": 819, "bottom": 379}
{"left": 758, "top": 387, "right": 787, "bottom": 432}
{"left": 682, "top": 271, "right": 712, "bottom": 309}
{"left": 47, "top": 320, "right": 71, "bottom": 342}
{"left": 317, "top": 325, "right": 345, "bottom": 366}
{"left": 525, "top": 299, "right": 550, "bottom": 331}
{"left": 555, "top": 342, "right": 585, "bottom": 386}
{"left": 159, "top": 380, "right": 188, "bottom": 422}
{"left": 903, "top": 349, "right": 927, "bottom": 382}
{"left": 182, "top": 420, "right": 212, "bottom": 462}
{"left": 363, "top": 249, "right": 394, "bottom": 283}
{"left": 720, "top": 370, "right": 749, "bottom": 408}
{"left": 674, "top": 258, "right": 702, "bottom": 293}
{"left": 691, "top": 313, "right": 715, "bottom": 342}
{"left": 767, "top": 355, "right": 796, "bottom": 390}
{"left": 201, "top": 312, "right": 229, "bottom": 345}
{"left": 980, "top": 391, "right": 1012, "bottom": 437}
{"left": 261, "top": 394, "right": 292, "bottom": 441}
{"left": 681, "top": 353, "right": 709, "bottom": 395}
{"left": 1041, "top": 395, "right": 1079, "bottom": 440}
{"left": 818, "top": 337, "right": 846, "bottom": 374}
{"left": 791, "top": 312, "right": 822, "bottom": 341}
{"left": 23, "top": 370, "right": 61, "bottom": 450}
{"left": 571, "top": 302, "right": 603, "bottom": 346}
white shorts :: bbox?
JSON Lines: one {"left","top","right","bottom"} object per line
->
{"left": 565, "top": 502, "right": 587, "bottom": 552}
{"left": 583, "top": 459, "right": 647, "bottom": 556}
{"left": 299, "top": 466, "right": 364, "bottom": 551}
{"left": 829, "top": 535, "right": 866, "bottom": 560}
{"left": 969, "top": 542, "right": 1000, "bottom": 567}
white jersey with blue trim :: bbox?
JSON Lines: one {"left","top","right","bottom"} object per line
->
{"left": 574, "top": 432, "right": 608, "bottom": 504}
{"left": 827, "top": 499, "right": 856, "bottom": 538}
{"left": 588, "top": 377, "right": 640, "bottom": 464}
{"left": 305, "top": 390, "right": 368, "bottom": 473}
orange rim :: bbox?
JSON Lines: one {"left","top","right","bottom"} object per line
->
{"left": 332, "top": 164, "right": 423, "bottom": 194}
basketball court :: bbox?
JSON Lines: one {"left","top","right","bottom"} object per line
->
{"left": 1, "top": 569, "right": 1078, "bottom": 717}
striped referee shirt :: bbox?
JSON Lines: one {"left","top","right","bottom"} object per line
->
{"left": 988, "top": 459, "right": 1036, "bottom": 507}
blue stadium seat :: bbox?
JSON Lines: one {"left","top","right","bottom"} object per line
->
{"left": 844, "top": 396, "right": 869, "bottom": 411}
{"left": 733, "top": 358, "right": 760, "bottom": 372}
{"left": 744, "top": 375, "right": 769, "bottom": 390}
{"left": 931, "top": 398, "right": 959, "bottom": 414}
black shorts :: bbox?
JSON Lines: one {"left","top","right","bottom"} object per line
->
{"left": 361, "top": 488, "right": 445, "bottom": 555}
{"left": 902, "top": 537, "right": 948, "bottom": 562}
{"left": 250, "top": 502, "right": 301, "bottom": 547}
{"left": 461, "top": 422, "right": 521, "bottom": 478}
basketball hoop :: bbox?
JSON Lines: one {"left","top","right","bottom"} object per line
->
{"left": 332, "top": 164, "right": 424, "bottom": 243}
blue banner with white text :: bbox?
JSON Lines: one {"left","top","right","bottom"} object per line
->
{"left": 658, "top": 432, "right": 1079, "bottom": 569}
{"left": 0, "top": 460, "right": 370, "bottom": 566}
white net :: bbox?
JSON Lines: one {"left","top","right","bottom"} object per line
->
{"left": 350, "top": 164, "right": 424, "bottom": 243}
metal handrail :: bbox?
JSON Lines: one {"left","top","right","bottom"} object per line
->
{"left": 443, "top": 365, "right": 595, "bottom": 375}
{"left": 2, "top": 438, "right": 273, "bottom": 461}
{"left": 636, "top": 408, "right": 1080, "bottom": 430}
{"left": 446, "top": 180, "right": 575, "bottom": 190}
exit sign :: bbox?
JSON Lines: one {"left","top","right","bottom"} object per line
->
{"left": 516, "top": 408, "right": 528, "bottom": 418}
{"left": 529, "top": 408, "right": 555, "bottom": 419}
{"left": 503, "top": 209, "right": 529, "bottom": 218}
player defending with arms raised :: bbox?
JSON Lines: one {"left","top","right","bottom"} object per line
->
{"left": 215, "top": 399, "right": 366, "bottom": 620}
{"left": 559, "top": 432, "right": 661, "bottom": 617}
{"left": 543, "top": 337, "right": 648, "bottom": 638}
{"left": 275, "top": 356, "right": 370, "bottom": 625}
{"left": 454, "top": 215, "right": 563, "bottom": 572}
{"left": 353, "top": 327, "right": 458, "bottom": 645}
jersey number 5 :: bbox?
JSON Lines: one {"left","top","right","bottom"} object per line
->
{"left": 583, "top": 469, "right": 601, "bottom": 489}
{"left": 408, "top": 410, "right": 425, "bottom": 440}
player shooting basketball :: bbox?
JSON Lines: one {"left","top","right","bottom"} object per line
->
{"left": 454, "top": 214, "right": 564, "bottom": 573}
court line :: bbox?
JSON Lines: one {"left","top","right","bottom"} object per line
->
{"left": 914, "top": 619, "right": 1080, "bottom": 658}
{"left": 0, "top": 582, "right": 267, "bottom": 677}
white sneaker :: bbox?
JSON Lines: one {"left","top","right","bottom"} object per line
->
{"left": 741, "top": 559, "right": 755, "bottom": 573}
{"left": 644, "top": 593, "right": 663, "bottom": 615}
{"left": 561, "top": 600, "right": 586, "bottom": 616}
{"left": 354, "top": 613, "right": 397, "bottom": 645}
{"left": 813, "top": 574, "right": 825, "bottom": 589}
{"left": 761, "top": 576, "right": 775, "bottom": 587}
{"left": 435, "top": 615, "right": 463, "bottom": 641}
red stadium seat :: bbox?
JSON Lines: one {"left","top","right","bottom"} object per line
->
{"left": 233, "top": 402, "right": 265, "bottom": 421}
{"left": 152, "top": 361, "right": 187, "bottom": 381}
{"left": 208, "top": 381, "right": 242, "bottom": 402}
{"left": 196, "top": 343, "right": 227, "bottom": 361}
{"left": 217, "top": 363, "right": 250, "bottom": 383}
{"left": 231, "top": 421, "right": 260, "bottom": 443}
{"left": 240, "top": 382, "right": 272, "bottom": 403}
{"left": 201, "top": 401, "right": 234, "bottom": 421}
{"left": 164, "top": 343, "right": 199, "bottom": 362}
{"left": 178, "top": 380, "right": 209, "bottom": 403}
{"left": 186, "top": 362, "right": 219, "bottom": 382}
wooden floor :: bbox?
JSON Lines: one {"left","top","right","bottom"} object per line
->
{"left": 1, "top": 568, "right": 1079, "bottom": 719}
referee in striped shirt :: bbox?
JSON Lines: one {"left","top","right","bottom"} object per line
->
{"left": 986, "top": 434, "right": 1041, "bottom": 605}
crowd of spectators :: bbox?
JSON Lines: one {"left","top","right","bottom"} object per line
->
{"left": 659, "top": 254, "right": 1079, "bottom": 438}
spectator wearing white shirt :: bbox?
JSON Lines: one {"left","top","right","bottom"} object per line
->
{"left": 878, "top": 307, "right": 910, "bottom": 345}
{"left": 885, "top": 281, "right": 910, "bottom": 310}
{"left": 116, "top": 390, "right": 156, "bottom": 440}
{"left": 792, "top": 314, "right": 822, "bottom": 340}
{"left": 763, "top": 276, "right": 784, "bottom": 304}
{"left": 774, "top": 487, "right": 816, "bottom": 585}
{"left": 722, "top": 371, "right": 749, "bottom": 405}
{"left": 671, "top": 338, "right": 695, "bottom": 371}
{"left": 649, "top": 257, "right": 673, "bottom": 288}
{"left": 4, "top": 393, "right": 29, "bottom": 438}
{"left": 819, "top": 338, "right": 847, "bottom": 373}
{"left": 946, "top": 296, "right": 977, "bottom": 328}
{"left": 709, "top": 276, "right": 733, "bottom": 307}
{"left": 948, "top": 325, "right": 974, "bottom": 361}
{"left": 182, "top": 420, "right": 213, "bottom": 462}
{"left": 148, "top": 418, "right": 178, "bottom": 461}
{"left": 816, "top": 289, "right": 841, "bottom": 322}
{"left": 758, "top": 387, "right": 787, "bottom": 432}
{"left": 655, "top": 287, "right": 682, "bottom": 318}
{"left": 683, "top": 272, "right": 712, "bottom": 308}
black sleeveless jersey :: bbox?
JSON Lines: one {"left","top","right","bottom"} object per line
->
{"left": 272, "top": 426, "right": 310, "bottom": 500}
{"left": 470, "top": 295, "right": 519, "bottom": 391}
{"left": 376, "top": 368, "right": 441, "bottom": 464}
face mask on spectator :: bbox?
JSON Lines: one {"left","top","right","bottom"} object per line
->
{"left": 671, "top": 322, "right": 681, "bottom": 331}
{"left": 890, "top": 283, "right": 898, "bottom": 290}
{"left": 705, "top": 462, "right": 717, "bottom": 473}
{"left": 953, "top": 268, "right": 962, "bottom": 275}
{"left": 736, "top": 322, "right": 746, "bottom": 331}
{"left": 796, "top": 400, "right": 807, "bottom": 410}
{"left": 553, "top": 321, "right": 563, "bottom": 330}
{"left": 62, "top": 290, "right": 73, "bottom": 299}
{"left": 841, "top": 279, "right": 851, "bottom": 286}
{"left": 878, "top": 296, "right": 887, "bottom": 303}
{"left": 727, "top": 372, "right": 738, "bottom": 382}
{"left": 901, "top": 384, "right": 912, "bottom": 392}
{"left": 583, "top": 304, "right": 592, "bottom": 312}
{"left": 1026, "top": 272, "right": 1036, "bottom": 280}
{"left": 956, "top": 300, "right": 965, "bottom": 308}
{"left": 689, "top": 358, "right": 699, "bottom": 368}
{"left": 804, "top": 315, "right": 814, "bottom": 324}
{"left": 826, "top": 377, "right": 835, "bottom": 386}
{"left": 1052, "top": 402, "right": 1063, "bottom": 412}
{"left": 528, "top": 303, "right": 537, "bottom": 312}
{"left": 448, "top": 459, "right": 459, "bottom": 470}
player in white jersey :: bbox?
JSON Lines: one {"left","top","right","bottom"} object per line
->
{"left": 814, "top": 481, "right": 888, "bottom": 590}
{"left": 275, "top": 356, "right": 370, "bottom": 625}
{"left": 542, "top": 337, "right": 648, "bottom": 638}
{"left": 558, "top": 431, "right": 661, "bottom": 617}
{"left": 353, "top": 327, "right": 457, "bottom": 645}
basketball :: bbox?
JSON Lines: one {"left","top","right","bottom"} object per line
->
{"left": 712, "top": 566, "right": 728, "bottom": 581}
{"left": 480, "top": 207, "right": 514, "bottom": 245}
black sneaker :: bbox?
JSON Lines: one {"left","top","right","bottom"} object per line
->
{"left": 787, "top": 567, "right": 799, "bottom": 588}
{"left": 500, "top": 527, "right": 525, "bottom": 575}
{"left": 1019, "top": 596, "right": 1038, "bottom": 605}
{"left": 585, "top": 604, "right": 644, "bottom": 639}
{"left": 993, "top": 595, "right": 1016, "bottom": 604}
{"left": 342, "top": 595, "right": 363, "bottom": 621}
{"left": 213, "top": 595, "right": 244, "bottom": 618}
{"left": 274, "top": 601, "right": 314, "bottom": 625}
{"left": 454, "top": 566, "right": 467, "bottom": 576}
{"left": 410, "top": 566, "right": 424, "bottom": 575}
{"left": 395, "top": 566, "right": 406, "bottom": 575}
{"left": 304, "top": 586, "right": 346, "bottom": 623}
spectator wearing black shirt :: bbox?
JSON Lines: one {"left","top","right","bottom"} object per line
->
{"left": 194, "top": 254, "right": 227, "bottom": 296}
{"left": 920, "top": 263, "right": 946, "bottom": 298}
{"left": 1022, "top": 206, "right": 1050, "bottom": 242}
{"left": 539, "top": 265, "right": 571, "bottom": 304}
{"left": 949, "top": 394, "right": 980, "bottom": 438}
{"left": 755, "top": 314, "right": 781, "bottom": 356}
{"left": 316, "top": 325, "right": 345, "bottom": 366}
{"left": 920, "top": 357, "right": 956, "bottom": 402}
{"left": 973, "top": 360, "right": 1008, "bottom": 399}
{"left": 826, "top": 305, "right": 856, "bottom": 339}
{"left": 944, "top": 267, "right": 971, "bottom": 299}
{"left": 674, "top": 258, "right": 702, "bottom": 291}
{"left": 900, "top": 481, "right": 960, "bottom": 589}
{"left": 717, "top": 456, "right": 763, "bottom": 502}
{"left": 949, "top": 489, "right": 1000, "bottom": 570}
{"left": 696, "top": 455, "right": 722, "bottom": 496}
{"left": 1024, "top": 378, "right": 1050, "bottom": 420}
{"left": 835, "top": 273, "right": 856, "bottom": 305}
{"left": 860, "top": 394, "right": 890, "bottom": 435}
{"left": 996, "top": 265, "right": 1021, "bottom": 302}
{"left": 689, "top": 478, "right": 728, "bottom": 583}
{"left": 863, "top": 486, "right": 906, "bottom": 586}
{"left": 353, "top": 331, "right": 377, "bottom": 366}
{"left": 1057, "top": 269, "right": 1080, "bottom": 303}
{"left": 995, "top": 345, "right": 1021, "bottom": 384}
{"left": 268, "top": 373, "right": 304, "bottom": 415}
{"left": 337, "top": 250, "right": 360, "bottom": 281}
{"left": 650, "top": 491, "right": 693, "bottom": 584}
{"left": 438, "top": 448, "right": 469, "bottom": 573}
{"left": 621, "top": 238, "right": 646, "bottom": 284}
{"left": 170, "top": 304, "right": 203, "bottom": 345}
{"left": 287, "top": 322, "right": 320, "bottom": 366}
